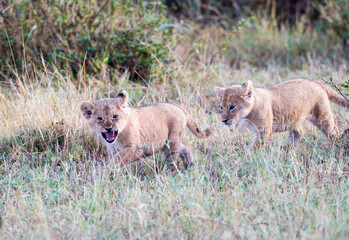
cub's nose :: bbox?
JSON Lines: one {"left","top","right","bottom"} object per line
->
{"left": 105, "top": 127, "right": 113, "bottom": 132}
{"left": 222, "top": 119, "right": 228, "bottom": 124}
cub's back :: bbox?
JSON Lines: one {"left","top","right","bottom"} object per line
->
{"left": 268, "top": 79, "right": 328, "bottom": 105}
{"left": 266, "top": 79, "right": 329, "bottom": 122}
{"left": 132, "top": 103, "right": 187, "bottom": 128}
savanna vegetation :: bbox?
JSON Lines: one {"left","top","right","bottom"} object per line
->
{"left": 0, "top": 0, "right": 348, "bottom": 238}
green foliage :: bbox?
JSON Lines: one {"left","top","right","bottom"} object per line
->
{"left": 166, "top": 0, "right": 349, "bottom": 50}
{"left": 316, "top": 0, "right": 349, "bottom": 47}
{"left": 326, "top": 77, "right": 349, "bottom": 104}
{"left": 1, "top": 0, "right": 349, "bottom": 83}
{"left": 0, "top": 0, "right": 172, "bottom": 82}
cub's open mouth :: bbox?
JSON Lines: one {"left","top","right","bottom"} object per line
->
{"left": 101, "top": 131, "right": 118, "bottom": 143}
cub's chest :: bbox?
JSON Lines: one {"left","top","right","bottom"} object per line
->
{"left": 106, "top": 141, "right": 124, "bottom": 155}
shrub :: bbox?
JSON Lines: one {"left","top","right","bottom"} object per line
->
{"left": 315, "top": 0, "right": 349, "bottom": 49}
{"left": 0, "top": 0, "right": 172, "bottom": 82}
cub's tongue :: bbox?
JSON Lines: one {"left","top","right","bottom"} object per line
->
{"left": 105, "top": 132, "right": 114, "bottom": 141}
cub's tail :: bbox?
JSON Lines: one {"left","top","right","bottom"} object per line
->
{"left": 315, "top": 81, "right": 349, "bottom": 108}
{"left": 186, "top": 113, "right": 213, "bottom": 138}
{"left": 175, "top": 104, "right": 213, "bottom": 138}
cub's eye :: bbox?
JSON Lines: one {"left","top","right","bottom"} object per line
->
{"left": 97, "top": 117, "right": 103, "bottom": 121}
{"left": 112, "top": 115, "right": 118, "bottom": 119}
{"left": 229, "top": 105, "right": 236, "bottom": 111}
{"left": 219, "top": 106, "right": 223, "bottom": 111}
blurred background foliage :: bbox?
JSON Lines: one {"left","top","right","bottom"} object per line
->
{"left": 0, "top": 0, "right": 171, "bottom": 83}
{"left": 0, "top": 0, "right": 348, "bottom": 83}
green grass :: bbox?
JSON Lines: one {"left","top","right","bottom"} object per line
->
{"left": 1, "top": 139, "right": 348, "bottom": 238}
{"left": 1, "top": 16, "right": 349, "bottom": 239}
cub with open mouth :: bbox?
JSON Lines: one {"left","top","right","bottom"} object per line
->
{"left": 80, "top": 90, "right": 213, "bottom": 170}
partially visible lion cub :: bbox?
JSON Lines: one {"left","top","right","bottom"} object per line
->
{"left": 215, "top": 79, "right": 349, "bottom": 149}
{"left": 81, "top": 91, "right": 213, "bottom": 169}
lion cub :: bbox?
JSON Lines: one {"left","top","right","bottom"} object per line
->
{"left": 81, "top": 91, "right": 213, "bottom": 169}
{"left": 215, "top": 79, "right": 348, "bottom": 149}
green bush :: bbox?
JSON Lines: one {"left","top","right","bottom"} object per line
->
{"left": 0, "top": 0, "right": 172, "bottom": 82}
{"left": 316, "top": 0, "right": 349, "bottom": 48}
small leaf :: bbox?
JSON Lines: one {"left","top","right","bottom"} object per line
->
{"left": 158, "top": 23, "right": 176, "bottom": 31}
{"left": 102, "top": 57, "right": 109, "bottom": 64}
{"left": 25, "top": 25, "right": 37, "bottom": 44}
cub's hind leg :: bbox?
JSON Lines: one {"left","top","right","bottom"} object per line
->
{"left": 287, "top": 125, "right": 303, "bottom": 146}
{"left": 179, "top": 141, "right": 195, "bottom": 169}
{"left": 162, "top": 138, "right": 181, "bottom": 172}
{"left": 310, "top": 100, "right": 339, "bottom": 140}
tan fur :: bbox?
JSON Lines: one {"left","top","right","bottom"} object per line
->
{"left": 81, "top": 90, "right": 213, "bottom": 169}
{"left": 215, "top": 79, "right": 348, "bottom": 149}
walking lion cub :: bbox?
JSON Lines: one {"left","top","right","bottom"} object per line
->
{"left": 215, "top": 79, "right": 348, "bottom": 149}
{"left": 81, "top": 91, "right": 213, "bottom": 169}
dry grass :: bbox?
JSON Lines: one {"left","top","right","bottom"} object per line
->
{"left": 0, "top": 20, "right": 349, "bottom": 239}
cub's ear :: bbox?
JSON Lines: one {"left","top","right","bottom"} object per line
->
{"left": 214, "top": 87, "right": 225, "bottom": 97}
{"left": 115, "top": 90, "right": 128, "bottom": 107}
{"left": 80, "top": 102, "right": 94, "bottom": 119}
{"left": 241, "top": 80, "right": 253, "bottom": 99}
